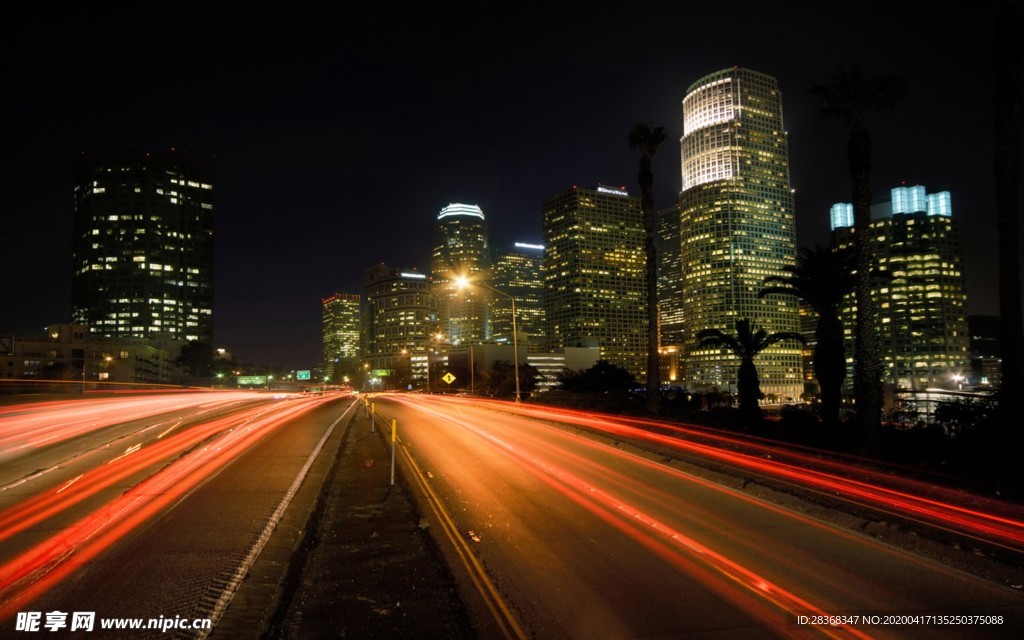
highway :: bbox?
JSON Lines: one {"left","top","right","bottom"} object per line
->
{"left": 3, "top": 390, "right": 1023, "bottom": 639}
{"left": 374, "top": 393, "right": 1024, "bottom": 639}
{"left": 0, "top": 391, "right": 357, "bottom": 637}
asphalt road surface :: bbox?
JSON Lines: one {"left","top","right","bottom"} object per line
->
{"left": 0, "top": 392, "right": 356, "bottom": 639}
{"left": 373, "top": 393, "right": 1024, "bottom": 639}
{"left": 4, "top": 390, "right": 1024, "bottom": 639}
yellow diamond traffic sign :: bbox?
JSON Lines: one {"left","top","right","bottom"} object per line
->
{"left": 441, "top": 372, "right": 456, "bottom": 384}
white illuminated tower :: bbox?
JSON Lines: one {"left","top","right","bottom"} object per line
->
{"left": 431, "top": 203, "right": 490, "bottom": 344}
{"left": 678, "top": 68, "right": 803, "bottom": 399}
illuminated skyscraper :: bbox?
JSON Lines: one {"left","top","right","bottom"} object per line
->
{"left": 71, "top": 150, "right": 214, "bottom": 343}
{"left": 322, "top": 293, "right": 361, "bottom": 379}
{"left": 490, "top": 242, "right": 546, "bottom": 351}
{"left": 542, "top": 185, "right": 646, "bottom": 378}
{"left": 831, "top": 185, "right": 969, "bottom": 389}
{"left": 362, "top": 265, "right": 434, "bottom": 386}
{"left": 656, "top": 205, "right": 684, "bottom": 347}
{"left": 678, "top": 68, "right": 802, "bottom": 399}
{"left": 656, "top": 205, "right": 685, "bottom": 384}
{"left": 431, "top": 203, "right": 490, "bottom": 344}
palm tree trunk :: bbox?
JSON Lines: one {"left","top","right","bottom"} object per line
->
{"left": 815, "top": 313, "right": 846, "bottom": 429}
{"left": 849, "top": 123, "right": 883, "bottom": 452}
{"left": 640, "top": 163, "right": 661, "bottom": 414}
{"left": 737, "top": 358, "right": 762, "bottom": 422}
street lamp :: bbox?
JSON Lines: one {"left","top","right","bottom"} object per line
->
{"left": 455, "top": 276, "right": 521, "bottom": 402}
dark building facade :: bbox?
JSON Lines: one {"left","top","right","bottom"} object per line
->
{"left": 71, "top": 150, "right": 215, "bottom": 344}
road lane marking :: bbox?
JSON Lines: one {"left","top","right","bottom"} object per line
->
{"left": 198, "top": 398, "right": 358, "bottom": 639}
{"left": 55, "top": 475, "right": 84, "bottom": 495}
{"left": 396, "top": 436, "right": 527, "bottom": 640}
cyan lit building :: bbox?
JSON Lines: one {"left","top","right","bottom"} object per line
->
{"left": 431, "top": 203, "right": 490, "bottom": 344}
{"left": 831, "top": 185, "right": 969, "bottom": 390}
{"left": 490, "top": 242, "right": 546, "bottom": 351}
{"left": 322, "top": 293, "right": 361, "bottom": 381}
{"left": 678, "top": 67, "right": 802, "bottom": 399}
{"left": 542, "top": 184, "right": 646, "bottom": 378}
{"left": 71, "top": 150, "right": 214, "bottom": 344}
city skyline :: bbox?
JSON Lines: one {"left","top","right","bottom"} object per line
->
{"left": 1, "top": 2, "right": 1012, "bottom": 369}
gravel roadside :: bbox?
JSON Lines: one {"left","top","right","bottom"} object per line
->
{"left": 261, "top": 400, "right": 474, "bottom": 639}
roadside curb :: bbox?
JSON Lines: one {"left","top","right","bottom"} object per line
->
{"left": 262, "top": 401, "right": 472, "bottom": 639}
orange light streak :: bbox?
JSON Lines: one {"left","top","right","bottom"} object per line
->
{"left": 388, "top": 396, "right": 870, "bottom": 638}
{"left": 441, "top": 396, "right": 1024, "bottom": 553}
{"left": 0, "top": 395, "right": 333, "bottom": 620}
{"left": 0, "top": 392, "right": 267, "bottom": 456}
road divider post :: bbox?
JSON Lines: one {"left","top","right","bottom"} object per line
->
{"left": 391, "top": 418, "right": 397, "bottom": 486}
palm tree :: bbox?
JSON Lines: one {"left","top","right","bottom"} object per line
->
{"left": 629, "top": 121, "right": 668, "bottom": 415}
{"left": 810, "top": 64, "right": 904, "bottom": 451}
{"left": 697, "top": 319, "right": 805, "bottom": 422}
{"left": 760, "top": 245, "right": 856, "bottom": 428}
{"left": 994, "top": 0, "right": 1023, "bottom": 446}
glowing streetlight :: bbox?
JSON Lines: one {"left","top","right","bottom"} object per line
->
{"left": 456, "top": 276, "right": 521, "bottom": 402}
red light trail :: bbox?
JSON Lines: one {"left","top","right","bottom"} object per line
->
{"left": 0, "top": 393, "right": 334, "bottom": 621}
{"left": 381, "top": 394, "right": 1023, "bottom": 637}
{"left": 448, "top": 396, "right": 1024, "bottom": 554}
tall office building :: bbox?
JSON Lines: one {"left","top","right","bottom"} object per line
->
{"left": 71, "top": 150, "right": 215, "bottom": 344}
{"left": 831, "top": 185, "right": 969, "bottom": 389}
{"left": 362, "top": 264, "right": 434, "bottom": 385}
{"left": 431, "top": 203, "right": 490, "bottom": 344}
{"left": 490, "top": 242, "right": 546, "bottom": 351}
{"left": 678, "top": 67, "right": 802, "bottom": 399}
{"left": 656, "top": 205, "right": 684, "bottom": 347}
{"left": 322, "top": 293, "right": 361, "bottom": 380}
{"left": 542, "top": 185, "right": 646, "bottom": 378}
{"left": 967, "top": 315, "right": 1001, "bottom": 386}
{"left": 656, "top": 205, "right": 686, "bottom": 384}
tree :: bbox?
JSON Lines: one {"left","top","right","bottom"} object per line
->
{"left": 176, "top": 342, "right": 214, "bottom": 379}
{"left": 810, "top": 64, "right": 904, "bottom": 451}
{"left": 480, "top": 361, "right": 537, "bottom": 398}
{"left": 994, "top": 0, "right": 1023, "bottom": 449}
{"left": 558, "top": 360, "right": 637, "bottom": 393}
{"left": 629, "top": 121, "right": 668, "bottom": 415}
{"left": 760, "top": 245, "right": 856, "bottom": 428}
{"left": 697, "top": 319, "right": 805, "bottom": 422}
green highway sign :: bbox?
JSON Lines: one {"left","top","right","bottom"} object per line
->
{"left": 237, "top": 376, "right": 267, "bottom": 385}
{"left": 372, "top": 369, "right": 390, "bottom": 377}
{"left": 297, "top": 370, "right": 311, "bottom": 380}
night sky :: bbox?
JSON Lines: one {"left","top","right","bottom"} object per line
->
{"left": 1, "top": 1, "right": 1014, "bottom": 370}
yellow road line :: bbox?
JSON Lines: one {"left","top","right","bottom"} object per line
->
{"left": 396, "top": 438, "right": 528, "bottom": 640}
